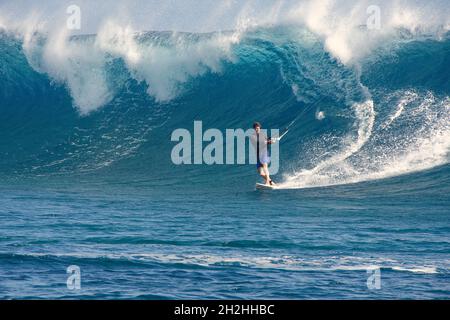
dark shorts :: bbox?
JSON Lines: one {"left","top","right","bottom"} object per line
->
{"left": 256, "top": 154, "right": 270, "bottom": 169}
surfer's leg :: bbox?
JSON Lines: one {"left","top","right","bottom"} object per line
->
{"left": 258, "top": 166, "right": 268, "bottom": 182}
{"left": 262, "top": 164, "right": 271, "bottom": 185}
{"left": 263, "top": 163, "right": 275, "bottom": 185}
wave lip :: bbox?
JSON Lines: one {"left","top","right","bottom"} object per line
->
{"left": 19, "top": 25, "right": 240, "bottom": 114}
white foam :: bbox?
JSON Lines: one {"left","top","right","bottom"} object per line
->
{"left": 280, "top": 91, "right": 450, "bottom": 189}
{"left": 16, "top": 17, "right": 113, "bottom": 114}
{"left": 391, "top": 266, "right": 437, "bottom": 274}
{"left": 281, "top": 100, "right": 375, "bottom": 188}
{"left": 381, "top": 90, "right": 418, "bottom": 129}
{"left": 15, "top": 18, "right": 243, "bottom": 113}
{"left": 96, "top": 21, "right": 239, "bottom": 102}
{"left": 286, "top": 0, "right": 450, "bottom": 64}
{"left": 14, "top": 251, "right": 441, "bottom": 274}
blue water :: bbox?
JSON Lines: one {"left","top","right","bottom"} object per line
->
{"left": 0, "top": 25, "right": 449, "bottom": 299}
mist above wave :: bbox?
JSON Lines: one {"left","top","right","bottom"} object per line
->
{"left": 0, "top": 0, "right": 448, "bottom": 113}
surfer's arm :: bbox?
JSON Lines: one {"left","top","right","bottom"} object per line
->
{"left": 266, "top": 137, "right": 276, "bottom": 144}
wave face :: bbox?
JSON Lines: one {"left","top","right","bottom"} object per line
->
{"left": 0, "top": 24, "right": 449, "bottom": 190}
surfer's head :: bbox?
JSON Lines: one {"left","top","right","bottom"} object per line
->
{"left": 253, "top": 122, "right": 261, "bottom": 133}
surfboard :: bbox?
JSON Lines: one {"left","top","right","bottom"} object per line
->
{"left": 256, "top": 183, "right": 278, "bottom": 190}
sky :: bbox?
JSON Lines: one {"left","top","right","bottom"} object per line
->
{"left": 0, "top": 0, "right": 291, "bottom": 33}
{"left": 1, "top": 0, "right": 449, "bottom": 34}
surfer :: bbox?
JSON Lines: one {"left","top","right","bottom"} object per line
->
{"left": 251, "top": 122, "right": 276, "bottom": 186}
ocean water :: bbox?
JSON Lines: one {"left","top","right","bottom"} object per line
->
{"left": 0, "top": 4, "right": 449, "bottom": 299}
